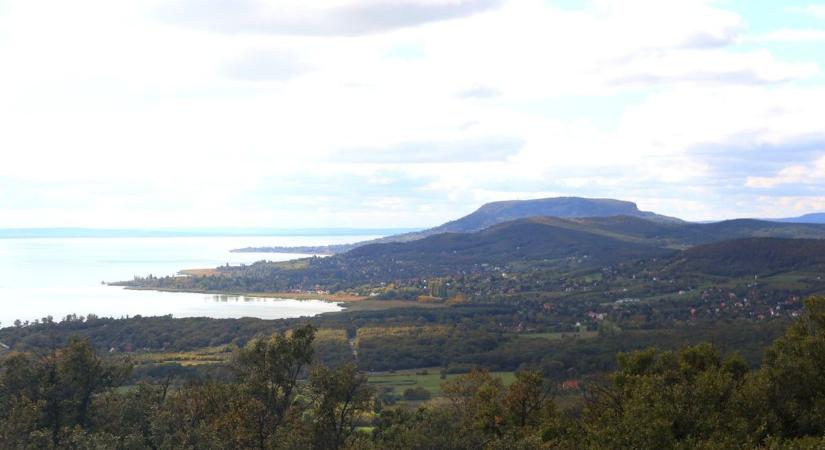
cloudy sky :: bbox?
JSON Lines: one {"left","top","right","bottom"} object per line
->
{"left": 2, "top": 0, "right": 825, "bottom": 228}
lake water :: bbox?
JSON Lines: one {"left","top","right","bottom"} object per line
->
{"left": 0, "top": 235, "right": 379, "bottom": 326}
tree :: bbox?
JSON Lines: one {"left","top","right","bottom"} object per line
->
{"left": 0, "top": 337, "right": 131, "bottom": 448}
{"left": 0, "top": 352, "right": 43, "bottom": 448}
{"left": 754, "top": 296, "right": 825, "bottom": 439}
{"left": 502, "top": 370, "right": 554, "bottom": 428}
{"left": 578, "top": 344, "right": 750, "bottom": 449}
{"left": 442, "top": 369, "right": 506, "bottom": 442}
{"left": 232, "top": 324, "right": 316, "bottom": 449}
{"left": 401, "top": 386, "right": 431, "bottom": 401}
{"left": 58, "top": 336, "right": 132, "bottom": 429}
{"left": 90, "top": 381, "right": 171, "bottom": 449}
{"left": 308, "top": 363, "right": 373, "bottom": 450}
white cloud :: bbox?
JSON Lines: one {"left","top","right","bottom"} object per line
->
{"left": 746, "top": 155, "right": 825, "bottom": 188}
{"left": 789, "top": 4, "right": 825, "bottom": 20}
{"left": 221, "top": 48, "right": 311, "bottom": 81}
{"left": 754, "top": 28, "right": 825, "bottom": 43}
{"left": 158, "top": 0, "right": 503, "bottom": 36}
{"left": 1, "top": 0, "right": 825, "bottom": 226}
{"left": 607, "top": 49, "right": 817, "bottom": 85}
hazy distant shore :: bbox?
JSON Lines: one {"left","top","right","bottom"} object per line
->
{"left": 0, "top": 227, "right": 420, "bottom": 239}
{"left": 230, "top": 245, "right": 346, "bottom": 255}
{"left": 121, "top": 285, "right": 366, "bottom": 303}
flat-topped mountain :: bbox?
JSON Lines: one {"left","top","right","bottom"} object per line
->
{"left": 432, "top": 197, "right": 680, "bottom": 233}
{"left": 233, "top": 196, "right": 680, "bottom": 254}
{"left": 232, "top": 196, "right": 825, "bottom": 256}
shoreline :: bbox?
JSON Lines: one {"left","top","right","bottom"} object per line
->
{"left": 117, "top": 286, "right": 447, "bottom": 313}
{"left": 118, "top": 267, "right": 446, "bottom": 312}
{"left": 121, "top": 286, "right": 367, "bottom": 303}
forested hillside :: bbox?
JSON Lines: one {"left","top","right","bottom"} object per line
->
{"left": 665, "top": 238, "right": 825, "bottom": 276}
{"left": 4, "top": 299, "right": 825, "bottom": 448}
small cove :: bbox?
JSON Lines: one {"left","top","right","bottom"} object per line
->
{"left": 0, "top": 235, "right": 377, "bottom": 326}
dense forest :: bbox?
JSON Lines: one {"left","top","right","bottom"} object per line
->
{"left": 4, "top": 297, "right": 825, "bottom": 449}
{"left": 0, "top": 302, "right": 792, "bottom": 383}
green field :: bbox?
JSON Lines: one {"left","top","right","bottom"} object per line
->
{"left": 518, "top": 330, "right": 599, "bottom": 340}
{"left": 368, "top": 369, "right": 516, "bottom": 397}
{"left": 761, "top": 272, "right": 822, "bottom": 290}
{"left": 342, "top": 299, "right": 449, "bottom": 312}
{"left": 132, "top": 346, "right": 234, "bottom": 366}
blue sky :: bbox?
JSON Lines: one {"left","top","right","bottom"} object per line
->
{"left": 2, "top": 0, "right": 825, "bottom": 227}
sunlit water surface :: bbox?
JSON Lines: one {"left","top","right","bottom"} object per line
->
{"left": 0, "top": 236, "right": 378, "bottom": 326}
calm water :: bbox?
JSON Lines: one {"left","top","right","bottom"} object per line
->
{"left": 0, "top": 235, "right": 378, "bottom": 326}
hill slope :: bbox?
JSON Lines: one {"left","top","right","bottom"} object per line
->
{"left": 664, "top": 237, "right": 825, "bottom": 277}
{"left": 574, "top": 217, "right": 825, "bottom": 247}
{"left": 772, "top": 213, "right": 825, "bottom": 224}
{"left": 345, "top": 218, "right": 673, "bottom": 269}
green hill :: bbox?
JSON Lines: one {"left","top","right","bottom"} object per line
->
{"left": 544, "top": 216, "right": 825, "bottom": 248}
{"left": 664, "top": 237, "right": 825, "bottom": 277}
{"left": 346, "top": 218, "right": 672, "bottom": 269}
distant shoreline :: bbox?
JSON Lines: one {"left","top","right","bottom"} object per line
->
{"left": 0, "top": 228, "right": 420, "bottom": 239}
{"left": 121, "top": 285, "right": 367, "bottom": 303}
{"left": 118, "top": 286, "right": 446, "bottom": 314}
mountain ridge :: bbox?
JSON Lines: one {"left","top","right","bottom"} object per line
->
{"left": 232, "top": 196, "right": 681, "bottom": 254}
{"left": 770, "top": 213, "right": 825, "bottom": 224}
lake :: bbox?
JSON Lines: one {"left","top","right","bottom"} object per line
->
{"left": 0, "top": 235, "right": 379, "bottom": 326}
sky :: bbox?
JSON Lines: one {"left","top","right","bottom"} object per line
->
{"left": 2, "top": 0, "right": 825, "bottom": 228}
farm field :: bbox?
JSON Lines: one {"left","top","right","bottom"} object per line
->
{"left": 368, "top": 368, "right": 517, "bottom": 398}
